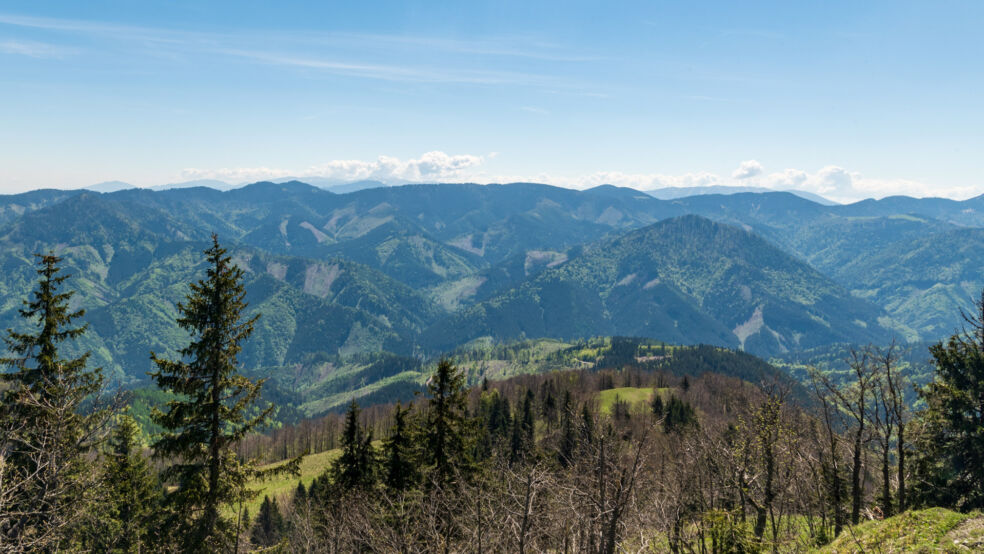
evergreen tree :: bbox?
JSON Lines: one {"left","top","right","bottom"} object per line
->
{"left": 510, "top": 389, "right": 535, "bottom": 464}
{"left": 250, "top": 495, "right": 285, "bottom": 547}
{"left": 558, "top": 391, "right": 577, "bottom": 467}
{"left": 663, "top": 396, "right": 697, "bottom": 433}
{"left": 85, "top": 412, "right": 161, "bottom": 553}
{"left": 651, "top": 394, "right": 664, "bottom": 418}
{"left": 0, "top": 253, "right": 107, "bottom": 550}
{"left": 383, "top": 402, "right": 417, "bottom": 492}
{"left": 149, "top": 236, "right": 275, "bottom": 552}
{"left": 291, "top": 481, "right": 307, "bottom": 511}
{"left": 422, "top": 358, "right": 473, "bottom": 484}
{"left": 331, "top": 399, "right": 377, "bottom": 490}
{"left": 580, "top": 403, "right": 595, "bottom": 445}
{"left": 914, "top": 291, "right": 984, "bottom": 510}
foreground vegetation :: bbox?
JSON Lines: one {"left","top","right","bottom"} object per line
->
{"left": 821, "top": 508, "right": 984, "bottom": 553}
{"left": 2, "top": 239, "right": 984, "bottom": 552}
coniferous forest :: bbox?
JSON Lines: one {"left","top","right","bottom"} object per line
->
{"left": 1, "top": 236, "right": 983, "bottom": 552}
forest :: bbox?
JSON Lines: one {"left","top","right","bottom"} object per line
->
{"left": 1, "top": 239, "right": 983, "bottom": 553}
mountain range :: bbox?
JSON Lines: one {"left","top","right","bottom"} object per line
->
{"left": 0, "top": 180, "right": 980, "bottom": 388}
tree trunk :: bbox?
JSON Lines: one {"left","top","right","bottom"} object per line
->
{"left": 897, "top": 423, "right": 906, "bottom": 512}
{"left": 851, "top": 425, "right": 863, "bottom": 525}
{"left": 881, "top": 445, "right": 892, "bottom": 517}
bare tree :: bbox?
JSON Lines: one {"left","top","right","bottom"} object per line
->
{"left": 816, "top": 349, "right": 878, "bottom": 526}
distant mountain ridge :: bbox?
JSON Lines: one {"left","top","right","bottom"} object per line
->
{"left": 645, "top": 184, "right": 837, "bottom": 205}
{"left": 0, "top": 179, "right": 979, "bottom": 386}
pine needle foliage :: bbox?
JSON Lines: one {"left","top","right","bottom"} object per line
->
{"left": 0, "top": 253, "right": 107, "bottom": 551}
{"left": 422, "top": 358, "right": 474, "bottom": 485}
{"left": 149, "top": 235, "right": 276, "bottom": 552}
{"left": 83, "top": 412, "right": 161, "bottom": 552}
{"left": 331, "top": 399, "right": 377, "bottom": 491}
{"left": 383, "top": 402, "right": 418, "bottom": 492}
{"left": 915, "top": 290, "right": 984, "bottom": 511}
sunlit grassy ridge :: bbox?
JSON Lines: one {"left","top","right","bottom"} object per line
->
{"left": 234, "top": 448, "right": 341, "bottom": 517}
{"left": 597, "top": 387, "right": 664, "bottom": 414}
{"left": 820, "top": 508, "right": 984, "bottom": 553}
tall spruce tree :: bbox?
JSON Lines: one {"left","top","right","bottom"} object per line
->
{"left": 383, "top": 402, "right": 417, "bottom": 492}
{"left": 423, "top": 358, "right": 473, "bottom": 484}
{"left": 149, "top": 236, "right": 274, "bottom": 551}
{"left": 331, "top": 400, "right": 377, "bottom": 490}
{"left": 0, "top": 253, "right": 107, "bottom": 551}
{"left": 510, "top": 389, "right": 535, "bottom": 464}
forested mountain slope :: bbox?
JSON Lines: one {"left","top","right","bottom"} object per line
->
{"left": 0, "top": 180, "right": 980, "bottom": 384}
{"left": 421, "top": 215, "right": 895, "bottom": 356}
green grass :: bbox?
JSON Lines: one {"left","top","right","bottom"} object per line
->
{"left": 598, "top": 387, "right": 656, "bottom": 414}
{"left": 235, "top": 448, "right": 341, "bottom": 517}
{"left": 820, "top": 508, "right": 984, "bottom": 553}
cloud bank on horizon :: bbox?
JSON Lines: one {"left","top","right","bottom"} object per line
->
{"left": 178, "top": 154, "right": 974, "bottom": 204}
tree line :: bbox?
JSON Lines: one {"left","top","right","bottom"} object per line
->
{"left": 2, "top": 237, "right": 983, "bottom": 552}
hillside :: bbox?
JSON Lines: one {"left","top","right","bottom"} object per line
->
{"left": 422, "top": 215, "right": 896, "bottom": 356}
{"left": 0, "top": 198, "right": 439, "bottom": 381}
{"left": 1, "top": 181, "right": 983, "bottom": 384}
{"left": 821, "top": 508, "right": 984, "bottom": 553}
{"left": 251, "top": 336, "right": 800, "bottom": 418}
{"left": 835, "top": 227, "right": 984, "bottom": 338}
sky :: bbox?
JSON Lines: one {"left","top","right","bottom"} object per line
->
{"left": 0, "top": 1, "right": 982, "bottom": 202}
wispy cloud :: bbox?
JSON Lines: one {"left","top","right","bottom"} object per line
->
{"left": 0, "top": 12, "right": 589, "bottom": 88}
{"left": 0, "top": 13, "right": 187, "bottom": 44}
{"left": 0, "top": 39, "right": 73, "bottom": 58}
{"left": 220, "top": 49, "right": 554, "bottom": 85}
{"left": 306, "top": 32, "right": 603, "bottom": 63}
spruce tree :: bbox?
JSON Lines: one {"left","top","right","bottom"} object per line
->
{"left": 383, "top": 402, "right": 417, "bottom": 492}
{"left": 85, "top": 412, "right": 161, "bottom": 553}
{"left": 291, "top": 481, "right": 307, "bottom": 511}
{"left": 149, "top": 236, "right": 274, "bottom": 551}
{"left": 914, "top": 291, "right": 984, "bottom": 510}
{"left": 250, "top": 495, "right": 285, "bottom": 547}
{"left": 580, "top": 403, "right": 595, "bottom": 445}
{"left": 510, "top": 390, "right": 535, "bottom": 464}
{"left": 422, "top": 358, "right": 473, "bottom": 484}
{"left": 651, "top": 394, "right": 664, "bottom": 418}
{"left": 331, "top": 399, "right": 377, "bottom": 490}
{"left": 0, "top": 253, "right": 107, "bottom": 550}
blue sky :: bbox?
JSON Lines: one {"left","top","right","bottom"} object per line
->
{"left": 1, "top": 1, "right": 981, "bottom": 201}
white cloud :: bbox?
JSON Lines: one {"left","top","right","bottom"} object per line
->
{"left": 179, "top": 155, "right": 975, "bottom": 202}
{"left": 732, "top": 159, "right": 763, "bottom": 180}
{"left": 757, "top": 165, "right": 977, "bottom": 203}
{"left": 181, "top": 151, "right": 486, "bottom": 185}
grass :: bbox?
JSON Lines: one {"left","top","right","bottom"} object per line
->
{"left": 820, "top": 508, "right": 984, "bottom": 553}
{"left": 233, "top": 448, "right": 341, "bottom": 517}
{"left": 598, "top": 387, "right": 657, "bottom": 414}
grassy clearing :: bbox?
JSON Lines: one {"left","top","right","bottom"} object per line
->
{"left": 598, "top": 387, "right": 656, "bottom": 414}
{"left": 820, "top": 508, "right": 984, "bottom": 553}
{"left": 234, "top": 448, "right": 341, "bottom": 517}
